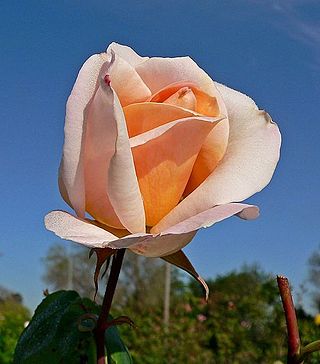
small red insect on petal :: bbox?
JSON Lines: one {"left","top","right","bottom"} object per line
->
{"left": 104, "top": 74, "right": 111, "bottom": 85}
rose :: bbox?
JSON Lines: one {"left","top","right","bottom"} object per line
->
{"left": 45, "top": 43, "right": 280, "bottom": 261}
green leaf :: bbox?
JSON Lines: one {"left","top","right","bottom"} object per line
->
{"left": 13, "top": 290, "right": 100, "bottom": 364}
{"left": 105, "top": 324, "right": 133, "bottom": 364}
{"left": 14, "top": 290, "right": 132, "bottom": 364}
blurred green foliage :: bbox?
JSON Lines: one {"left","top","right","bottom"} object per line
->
{"left": 0, "top": 288, "right": 30, "bottom": 364}
{"left": 2, "top": 246, "right": 320, "bottom": 363}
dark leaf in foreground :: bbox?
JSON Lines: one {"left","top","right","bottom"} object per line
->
{"left": 14, "top": 290, "right": 132, "bottom": 364}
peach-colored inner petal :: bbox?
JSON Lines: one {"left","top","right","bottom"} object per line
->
{"left": 148, "top": 81, "right": 219, "bottom": 117}
{"left": 148, "top": 81, "right": 198, "bottom": 103}
{"left": 131, "top": 118, "right": 218, "bottom": 227}
{"left": 123, "top": 102, "right": 196, "bottom": 137}
{"left": 184, "top": 118, "right": 229, "bottom": 195}
{"left": 191, "top": 88, "right": 219, "bottom": 116}
{"left": 163, "top": 87, "right": 197, "bottom": 111}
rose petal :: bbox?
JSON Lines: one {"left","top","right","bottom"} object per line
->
{"left": 59, "top": 53, "right": 109, "bottom": 218}
{"left": 45, "top": 210, "right": 148, "bottom": 249}
{"left": 107, "top": 52, "right": 151, "bottom": 106}
{"left": 123, "top": 102, "right": 197, "bottom": 137}
{"left": 45, "top": 210, "right": 120, "bottom": 248}
{"left": 45, "top": 204, "right": 258, "bottom": 258}
{"left": 135, "top": 56, "right": 218, "bottom": 96}
{"left": 129, "top": 203, "right": 258, "bottom": 257}
{"left": 152, "top": 85, "right": 281, "bottom": 232}
{"left": 163, "top": 87, "right": 197, "bottom": 111}
{"left": 154, "top": 203, "right": 259, "bottom": 235}
{"left": 149, "top": 82, "right": 220, "bottom": 117}
{"left": 184, "top": 118, "right": 229, "bottom": 195}
{"left": 147, "top": 82, "right": 229, "bottom": 195}
{"left": 84, "top": 58, "right": 145, "bottom": 233}
{"left": 107, "top": 42, "right": 149, "bottom": 68}
{"left": 129, "top": 232, "right": 197, "bottom": 258}
{"left": 130, "top": 115, "right": 226, "bottom": 226}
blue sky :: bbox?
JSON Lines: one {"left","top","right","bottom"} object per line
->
{"left": 1, "top": 0, "right": 320, "bottom": 312}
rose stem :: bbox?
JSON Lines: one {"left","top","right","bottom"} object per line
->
{"left": 95, "top": 249, "right": 126, "bottom": 364}
{"left": 277, "top": 275, "right": 301, "bottom": 364}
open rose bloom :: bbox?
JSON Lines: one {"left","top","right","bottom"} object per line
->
{"left": 45, "top": 43, "right": 280, "bottom": 279}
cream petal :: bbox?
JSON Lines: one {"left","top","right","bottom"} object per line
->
{"left": 45, "top": 210, "right": 149, "bottom": 249}
{"left": 45, "top": 210, "right": 120, "bottom": 248}
{"left": 130, "top": 115, "right": 226, "bottom": 226}
{"left": 59, "top": 53, "right": 109, "bottom": 218}
{"left": 107, "top": 42, "right": 149, "bottom": 68}
{"left": 45, "top": 204, "right": 258, "bottom": 258}
{"left": 45, "top": 210, "right": 194, "bottom": 257}
{"left": 84, "top": 58, "right": 145, "bottom": 233}
{"left": 135, "top": 56, "right": 218, "bottom": 96}
{"left": 153, "top": 203, "right": 259, "bottom": 235}
{"left": 129, "top": 231, "right": 197, "bottom": 258}
{"left": 152, "top": 84, "right": 281, "bottom": 233}
{"left": 130, "top": 204, "right": 258, "bottom": 257}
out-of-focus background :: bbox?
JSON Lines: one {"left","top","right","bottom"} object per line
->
{"left": 1, "top": 0, "right": 320, "bottom": 362}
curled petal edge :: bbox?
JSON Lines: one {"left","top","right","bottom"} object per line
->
{"left": 45, "top": 203, "right": 258, "bottom": 258}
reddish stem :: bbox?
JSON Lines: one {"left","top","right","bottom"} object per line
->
{"left": 277, "top": 275, "right": 301, "bottom": 364}
{"left": 94, "top": 249, "right": 126, "bottom": 364}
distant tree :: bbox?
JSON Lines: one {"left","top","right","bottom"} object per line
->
{"left": 307, "top": 247, "right": 320, "bottom": 309}
{"left": 0, "top": 287, "right": 30, "bottom": 364}
{"left": 42, "top": 246, "right": 320, "bottom": 363}
{"left": 190, "top": 265, "right": 287, "bottom": 364}
{"left": 42, "top": 244, "right": 182, "bottom": 309}
{"left": 115, "top": 250, "right": 183, "bottom": 310}
{"left": 42, "top": 243, "right": 97, "bottom": 299}
{"left": 116, "top": 266, "right": 290, "bottom": 364}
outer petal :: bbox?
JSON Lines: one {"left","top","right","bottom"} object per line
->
{"left": 152, "top": 84, "right": 281, "bottom": 233}
{"left": 107, "top": 42, "right": 149, "bottom": 68}
{"left": 59, "top": 53, "right": 108, "bottom": 217}
{"left": 44, "top": 210, "right": 192, "bottom": 256}
{"left": 154, "top": 203, "right": 259, "bottom": 235}
{"left": 131, "top": 203, "right": 259, "bottom": 257}
{"left": 130, "top": 115, "right": 226, "bottom": 226}
{"left": 45, "top": 204, "right": 258, "bottom": 258}
{"left": 129, "top": 232, "right": 197, "bottom": 258}
{"left": 84, "top": 59, "right": 146, "bottom": 233}
{"left": 45, "top": 210, "right": 122, "bottom": 248}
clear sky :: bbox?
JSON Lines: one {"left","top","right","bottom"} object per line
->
{"left": 1, "top": 0, "right": 320, "bottom": 312}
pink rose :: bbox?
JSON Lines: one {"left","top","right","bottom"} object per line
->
{"left": 45, "top": 43, "right": 280, "bottom": 260}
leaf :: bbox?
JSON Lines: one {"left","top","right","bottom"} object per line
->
{"left": 161, "top": 250, "right": 209, "bottom": 300}
{"left": 13, "top": 291, "right": 100, "bottom": 364}
{"left": 105, "top": 323, "right": 133, "bottom": 364}
{"left": 14, "top": 290, "right": 133, "bottom": 364}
